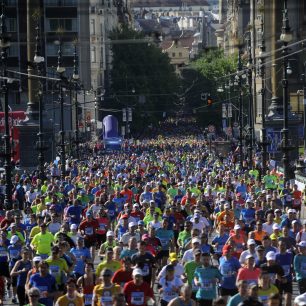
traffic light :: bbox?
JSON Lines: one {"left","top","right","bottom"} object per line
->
{"left": 207, "top": 96, "right": 213, "bottom": 107}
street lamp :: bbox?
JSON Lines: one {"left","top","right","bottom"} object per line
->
{"left": 0, "top": 1, "right": 12, "bottom": 209}
{"left": 280, "top": 0, "right": 293, "bottom": 184}
{"left": 246, "top": 32, "right": 254, "bottom": 166}
{"left": 237, "top": 46, "right": 244, "bottom": 168}
{"left": 72, "top": 41, "right": 80, "bottom": 159}
{"left": 259, "top": 14, "right": 268, "bottom": 178}
{"left": 33, "top": 16, "right": 46, "bottom": 180}
{"left": 55, "top": 38, "right": 66, "bottom": 180}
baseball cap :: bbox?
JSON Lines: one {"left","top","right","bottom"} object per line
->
{"left": 192, "top": 238, "right": 201, "bottom": 244}
{"left": 132, "top": 268, "right": 143, "bottom": 277}
{"left": 234, "top": 225, "right": 241, "bottom": 230}
{"left": 133, "top": 203, "right": 139, "bottom": 208}
{"left": 70, "top": 224, "right": 78, "bottom": 230}
{"left": 272, "top": 224, "right": 280, "bottom": 230}
{"left": 247, "top": 239, "right": 256, "bottom": 246}
{"left": 106, "top": 231, "right": 114, "bottom": 237}
{"left": 121, "top": 214, "right": 129, "bottom": 219}
{"left": 33, "top": 256, "right": 42, "bottom": 262}
{"left": 256, "top": 245, "right": 265, "bottom": 251}
{"left": 101, "top": 268, "right": 113, "bottom": 277}
{"left": 288, "top": 209, "right": 296, "bottom": 214}
{"left": 138, "top": 220, "right": 144, "bottom": 226}
{"left": 86, "top": 211, "right": 93, "bottom": 217}
{"left": 193, "top": 248, "right": 201, "bottom": 255}
{"left": 169, "top": 253, "right": 178, "bottom": 262}
{"left": 128, "top": 222, "right": 137, "bottom": 228}
{"left": 222, "top": 245, "right": 232, "bottom": 255}
{"left": 298, "top": 241, "right": 306, "bottom": 248}
{"left": 266, "top": 251, "right": 276, "bottom": 261}
{"left": 224, "top": 203, "right": 230, "bottom": 209}
{"left": 10, "top": 235, "right": 19, "bottom": 245}
{"left": 246, "top": 254, "right": 255, "bottom": 259}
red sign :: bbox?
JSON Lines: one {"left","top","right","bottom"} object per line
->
{"left": 0, "top": 111, "right": 26, "bottom": 162}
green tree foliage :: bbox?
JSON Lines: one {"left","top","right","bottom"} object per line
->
{"left": 108, "top": 25, "right": 180, "bottom": 135}
{"left": 188, "top": 49, "right": 237, "bottom": 127}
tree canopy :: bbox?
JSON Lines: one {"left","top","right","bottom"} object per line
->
{"left": 108, "top": 25, "right": 180, "bottom": 134}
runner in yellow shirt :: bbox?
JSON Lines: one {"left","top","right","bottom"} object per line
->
{"left": 55, "top": 278, "right": 84, "bottom": 306}
{"left": 30, "top": 223, "right": 54, "bottom": 259}
{"left": 96, "top": 248, "right": 121, "bottom": 276}
{"left": 92, "top": 268, "right": 121, "bottom": 306}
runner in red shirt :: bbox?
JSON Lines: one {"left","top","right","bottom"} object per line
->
{"left": 130, "top": 204, "right": 144, "bottom": 223}
{"left": 112, "top": 257, "right": 133, "bottom": 288}
{"left": 79, "top": 211, "right": 99, "bottom": 260}
{"left": 123, "top": 268, "right": 154, "bottom": 306}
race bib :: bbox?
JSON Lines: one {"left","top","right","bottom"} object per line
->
{"left": 142, "top": 264, "right": 150, "bottom": 276}
{"left": 159, "top": 238, "right": 168, "bottom": 247}
{"left": 84, "top": 294, "right": 93, "bottom": 305}
{"left": 302, "top": 263, "right": 306, "bottom": 273}
{"left": 100, "top": 295, "right": 112, "bottom": 306}
{"left": 222, "top": 264, "right": 233, "bottom": 277}
{"left": 202, "top": 279, "right": 213, "bottom": 290}
{"left": 131, "top": 292, "right": 144, "bottom": 305}
{"left": 282, "top": 265, "right": 290, "bottom": 276}
{"left": 99, "top": 224, "right": 105, "bottom": 231}
{"left": 269, "top": 273, "right": 276, "bottom": 284}
{"left": 293, "top": 199, "right": 301, "bottom": 207}
{"left": 9, "top": 250, "right": 19, "bottom": 259}
{"left": 85, "top": 227, "right": 93, "bottom": 235}
{"left": 37, "top": 285, "right": 48, "bottom": 292}
{"left": 50, "top": 265, "right": 60, "bottom": 277}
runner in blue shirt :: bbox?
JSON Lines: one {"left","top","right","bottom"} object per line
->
{"left": 219, "top": 245, "right": 241, "bottom": 298}
{"left": 275, "top": 240, "right": 293, "bottom": 306}
{"left": 28, "top": 261, "right": 56, "bottom": 306}
{"left": 194, "top": 253, "right": 222, "bottom": 306}
{"left": 70, "top": 236, "right": 91, "bottom": 278}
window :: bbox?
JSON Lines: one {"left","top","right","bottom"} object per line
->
{"left": 6, "top": 0, "right": 17, "bottom": 6}
{"left": 178, "top": 52, "right": 182, "bottom": 57}
{"left": 45, "top": 0, "right": 77, "bottom": 6}
{"left": 46, "top": 18, "right": 77, "bottom": 32}
{"left": 8, "top": 43, "right": 18, "bottom": 57}
{"left": 90, "top": 19, "right": 95, "bottom": 35}
{"left": 46, "top": 42, "right": 74, "bottom": 56}
{"left": 172, "top": 52, "right": 176, "bottom": 57}
{"left": 91, "top": 6, "right": 96, "bottom": 14}
{"left": 6, "top": 18, "right": 17, "bottom": 32}
{"left": 91, "top": 46, "right": 96, "bottom": 63}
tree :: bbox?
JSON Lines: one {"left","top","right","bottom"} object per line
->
{"left": 107, "top": 25, "right": 180, "bottom": 135}
{"left": 189, "top": 49, "right": 237, "bottom": 128}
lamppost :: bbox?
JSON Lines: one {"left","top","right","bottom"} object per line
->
{"left": 33, "top": 15, "right": 46, "bottom": 180}
{"left": 0, "top": 1, "right": 12, "bottom": 208}
{"left": 72, "top": 41, "right": 80, "bottom": 159}
{"left": 246, "top": 32, "right": 254, "bottom": 166}
{"left": 237, "top": 46, "right": 244, "bottom": 168}
{"left": 259, "top": 14, "right": 268, "bottom": 178}
{"left": 55, "top": 38, "right": 66, "bottom": 180}
{"left": 280, "top": 0, "right": 293, "bottom": 183}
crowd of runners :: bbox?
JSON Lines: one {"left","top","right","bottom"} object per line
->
{"left": 0, "top": 133, "right": 306, "bottom": 306}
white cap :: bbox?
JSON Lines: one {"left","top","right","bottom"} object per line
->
{"left": 298, "top": 241, "right": 306, "bottom": 248}
{"left": 132, "top": 268, "right": 143, "bottom": 277}
{"left": 10, "top": 235, "right": 19, "bottom": 245}
{"left": 129, "top": 222, "right": 137, "bottom": 228}
{"left": 262, "top": 190, "right": 267, "bottom": 194}
{"left": 192, "top": 238, "right": 201, "bottom": 244}
{"left": 106, "top": 231, "right": 114, "bottom": 237}
{"left": 247, "top": 239, "right": 256, "bottom": 246}
{"left": 133, "top": 203, "right": 139, "bottom": 207}
{"left": 266, "top": 251, "right": 276, "bottom": 261}
{"left": 246, "top": 199, "right": 253, "bottom": 203}
{"left": 33, "top": 256, "right": 42, "bottom": 262}
{"left": 224, "top": 203, "right": 230, "bottom": 209}
{"left": 272, "top": 224, "right": 280, "bottom": 230}
{"left": 292, "top": 220, "right": 298, "bottom": 224}
{"left": 288, "top": 209, "right": 296, "bottom": 213}
{"left": 294, "top": 294, "right": 306, "bottom": 306}
{"left": 234, "top": 225, "right": 241, "bottom": 230}
{"left": 70, "top": 224, "right": 77, "bottom": 230}
{"left": 246, "top": 254, "right": 255, "bottom": 259}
